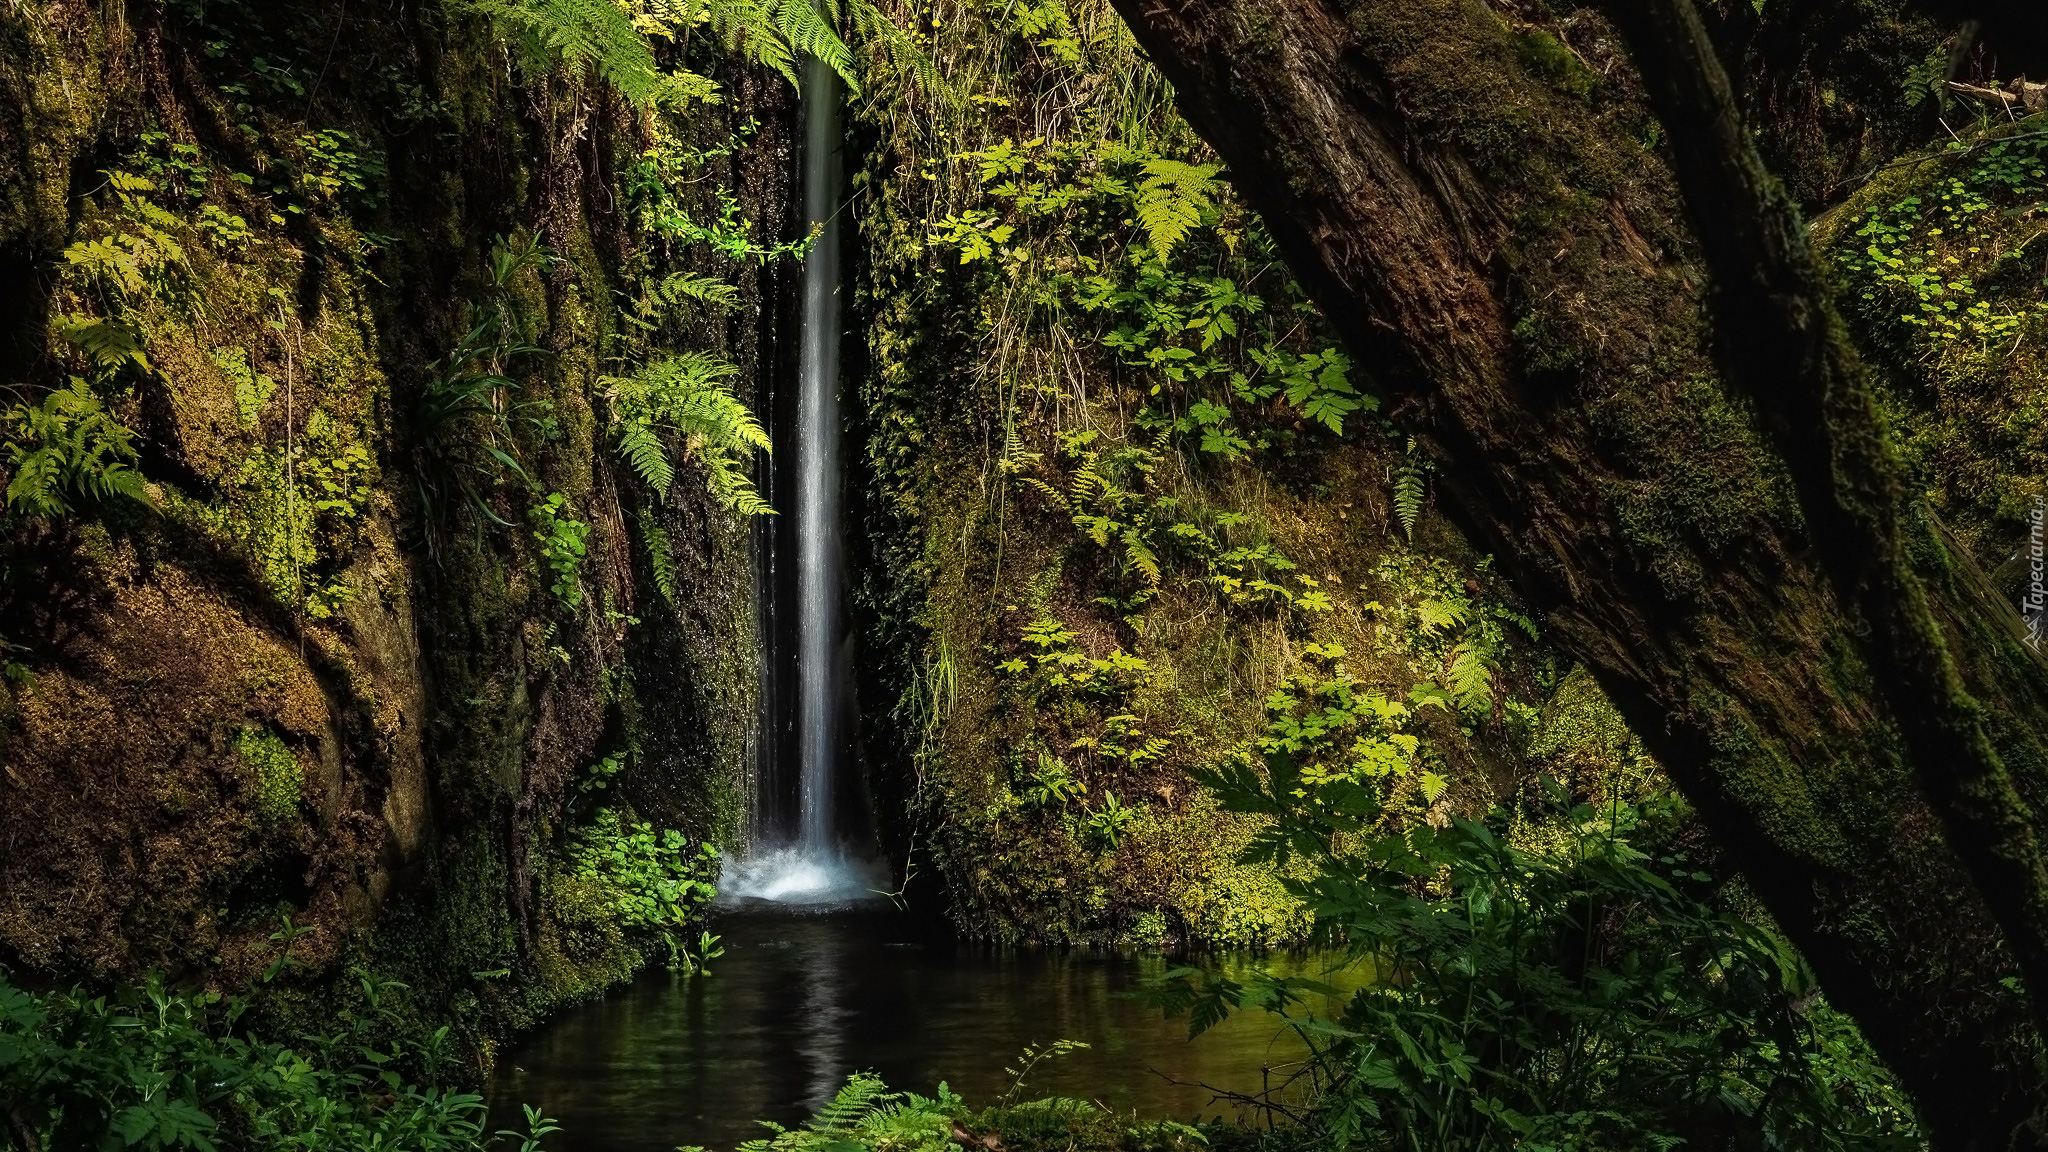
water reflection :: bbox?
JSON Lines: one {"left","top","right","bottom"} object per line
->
{"left": 491, "top": 908, "right": 1341, "bottom": 1152}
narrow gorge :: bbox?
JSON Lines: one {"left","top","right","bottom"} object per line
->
{"left": 1, "top": 0, "right": 2046, "bottom": 1149}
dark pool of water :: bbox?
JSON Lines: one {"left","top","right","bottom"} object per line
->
{"left": 490, "top": 906, "right": 1338, "bottom": 1152}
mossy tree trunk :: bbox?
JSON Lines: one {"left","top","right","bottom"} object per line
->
{"left": 1103, "top": 0, "right": 2046, "bottom": 1142}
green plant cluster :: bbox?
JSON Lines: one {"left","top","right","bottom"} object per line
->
{"left": 1154, "top": 773, "right": 1921, "bottom": 1150}
{"left": 1824, "top": 115, "right": 2048, "bottom": 561}
{"left": 563, "top": 809, "right": 723, "bottom": 972}
{"left": 682, "top": 1062, "right": 1208, "bottom": 1152}
{"left": 0, "top": 973, "right": 555, "bottom": 1152}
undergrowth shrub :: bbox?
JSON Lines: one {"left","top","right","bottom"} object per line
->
{"left": 1153, "top": 759, "right": 1922, "bottom": 1150}
{"left": 564, "top": 809, "right": 723, "bottom": 972}
{"left": 0, "top": 974, "right": 555, "bottom": 1152}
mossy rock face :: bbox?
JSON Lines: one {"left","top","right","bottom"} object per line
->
{"left": 847, "top": 0, "right": 1648, "bottom": 947}
{"left": 0, "top": 0, "right": 783, "bottom": 1037}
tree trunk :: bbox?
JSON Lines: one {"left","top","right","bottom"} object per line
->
{"left": 1102, "top": 0, "right": 2045, "bottom": 1144}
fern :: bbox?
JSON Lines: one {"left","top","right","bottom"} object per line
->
{"left": 59, "top": 315, "right": 151, "bottom": 375}
{"left": 3, "top": 380, "right": 152, "bottom": 518}
{"left": 470, "top": 0, "right": 721, "bottom": 108}
{"left": 810, "top": 1072, "right": 892, "bottom": 1132}
{"left": 1133, "top": 158, "right": 1222, "bottom": 260}
{"left": 687, "top": 0, "right": 799, "bottom": 88}
{"left": 1121, "top": 528, "right": 1160, "bottom": 586}
{"left": 1447, "top": 637, "right": 1497, "bottom": 717}
{"left": 617, "top": 423, "right": 676, "bottom": 493}
{"left": 655, "top": 272, "right": 741, "bottom": 309}
{"left": 636, "top": 509, "right": 678, "bottom": 605}
{"left": 1020, "top": 476, "right": 1069, "bottom": 511}
{"left": 776, "top": 0, "right": 860, "bottom": 90}
{"left": 603, "top": 353, "right": 775, "bottom": 515}
{"left": 849, "top": 0, "right": 952, "bottom": 106}
{"left": 1416, "top": 597, "right": 1471, "bottom": 638}
{"left": 1393, "top": 439, "right": 1427, "bottom": 540}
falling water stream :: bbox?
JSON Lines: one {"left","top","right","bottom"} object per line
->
{"left": 724, "top": 54, "right": 878, "bottom": 904}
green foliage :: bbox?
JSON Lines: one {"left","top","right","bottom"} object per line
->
{"left": 1825, "top": 121, "right": 2048, "bottom": 558}
{"left": 231, "top": 727, "right": 302, "bottom": 824}
{"left": 1391, "top": 441, "right": 1426, "bottom": 540}
{"left": 0, "top": 974, "right": 554, "bottom": 1152}
{"left": 2, "top": 379, "right": 151, "bottom": 518}
{"left": 467, "top": 0, "right": 719, "bottom": 108}
{"left": 1000, "top": 1039, "right": 1089, "bottom": 1106}
{"left": 709, "top": 1073, "right": 963, "bottom": 1152}
{"left": 1841, "top": 173, "right": 2048, "bottom": 346}
{"left": 1022, "top": 752, "right": 1081, "bottom": 808}
{"left": 61, "top": 171, "right": 192, "bottom": 309}
{"left": 681, "top": 1057, "right": 1209, "bottom": 1152}
{"left": 529, "top": 493, "right": 590, "bottom": 611}
{"left": 1131, "top": 158, "right": 1221, "bottom": 261}
{"left": 566, "top": 809, "right": 722, "bottom": 971}
{"left": 1157, "top": 770, "right": 1921, "bottom": 1149}
{"left": 603, "top": 352, "right": 774, "bottom": 515}
{"left": 413, "top": 235, "right": 554, "bottom": 540}
{"left": 1247, "top": 347, "right": 1362, "bottom": 434}
{"left": 635, "top": 507, "right": 679, "bottom": 605}
{"left": 1084, "top": 790, "right": 1136, "bottom": 849}
{"left": 932, "top": 134, "right": 1376, "bottom": 438}
{"left": 213, "top": 347, "right": 278, "bottom": 430}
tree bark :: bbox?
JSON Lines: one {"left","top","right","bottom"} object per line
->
{"left": 1102, "top": 0, "right": 2047, "bottom": 1144}
{"left": 1603, "top": 0, "right": 2048, "bottom": 1046}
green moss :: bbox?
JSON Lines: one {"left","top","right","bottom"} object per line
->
{"left": 1515, "top": 31, "right": 1599, "bottom": 101}
{"left": 232, "top": 726, "right": 302, "bottom": 824}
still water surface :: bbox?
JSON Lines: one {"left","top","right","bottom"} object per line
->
{"left": 491, "top": 906, "right": 1338, "bottom": 1152}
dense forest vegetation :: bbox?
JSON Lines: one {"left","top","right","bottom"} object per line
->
{"left": 0, "top": 0, "right": 2045, "bottom": 1148}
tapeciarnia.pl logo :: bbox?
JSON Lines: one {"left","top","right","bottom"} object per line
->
{"left": 2027, "top": 494, "right": 2047, "bottom": 653}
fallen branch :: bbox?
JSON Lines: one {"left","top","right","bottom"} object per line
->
{"left": 1947, "top": 78, "right": 2048, "bottom": 112}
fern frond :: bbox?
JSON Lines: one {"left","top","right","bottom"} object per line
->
{"left": 1416, "top": 597, "right": 1471, "bottom": 638}
{"left": 697, "top": 0, "right": 800, "bottom": 87}
{"left": 468, "top": 0, "right": 721, "bottom": 108}
{"left": 1121, "top": 529, "right": 1160, "bottom": 586}
{"left": 775, "top": 0, "right": 859, "bottom": 92}
{"left": 656, "top": 272, "right": 742, "bottom": 309}
{"left": 1020, "top": 476, "right": 1068, "bottom": 511}
{"left": 811, "top": 1073, "right": 893, "bottom": 1132}
{"left": 850, "top": 0, "right": 952, "bottom": 107}
{"left": 1447, "top": 638, "right": 1498, "bottom": 717}
{"left": 603, "top": 353, "right": 773, "bottom": 515}
{"left": 618, "top": 423, "right": 677, "bottom": 494}
{"left": 1134, "top": 158, "right": 1222, "bottom": 260}
{"left": 1393, "top": 463, "right": 1425, "bottom": 540}
{"left": 636, "top": 508, "right": 678, "bottom": 605}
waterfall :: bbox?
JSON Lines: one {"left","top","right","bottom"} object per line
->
{"left": 795, "top": 48, "right": 845, "bottom": 860}
{"left": 723, "top": 54, "right": 879, "bottom": 906}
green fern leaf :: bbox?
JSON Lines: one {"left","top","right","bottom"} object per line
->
{"left": 469, "top": 0, "right": 720, "bottom": 108}
{"left": 1134, "top": 158, "right": 1222, "bottom": 260}
{"left": 618, "top": 424, "right": 676, "bottom": 494}
{"left": 636, "top": 509, "right": 678, "bottom": 605}
{"left": 1121, "top": 529, "right": 1161, "bottom": 586}
{"left": 1416, "top": 597, "right": 1471, "bottom": 637}
{"left": 1393, "top": 464, "right": 1425, "bottom": 539}
{"left": 849, "top": 0, "right": 952, "bottom": 106}
{"left": 602, "top": 353, "right": 773, "bottom": 515}
{"left": 775, "top": 0, "right": 859, "bottom": 92}
{"left": 656, "top": 272, "right": 741, "bottom": 309}
{"left": 1447, "top": 639, "right": 1497, "bottom": 717}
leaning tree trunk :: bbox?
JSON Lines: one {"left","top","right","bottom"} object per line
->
{"left": 1101, "top": 0, "right": 2048, "bottom": 1145}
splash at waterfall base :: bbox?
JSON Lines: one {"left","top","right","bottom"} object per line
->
{"left": 721, "top": 846, "right": 890, "bottom": 906}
